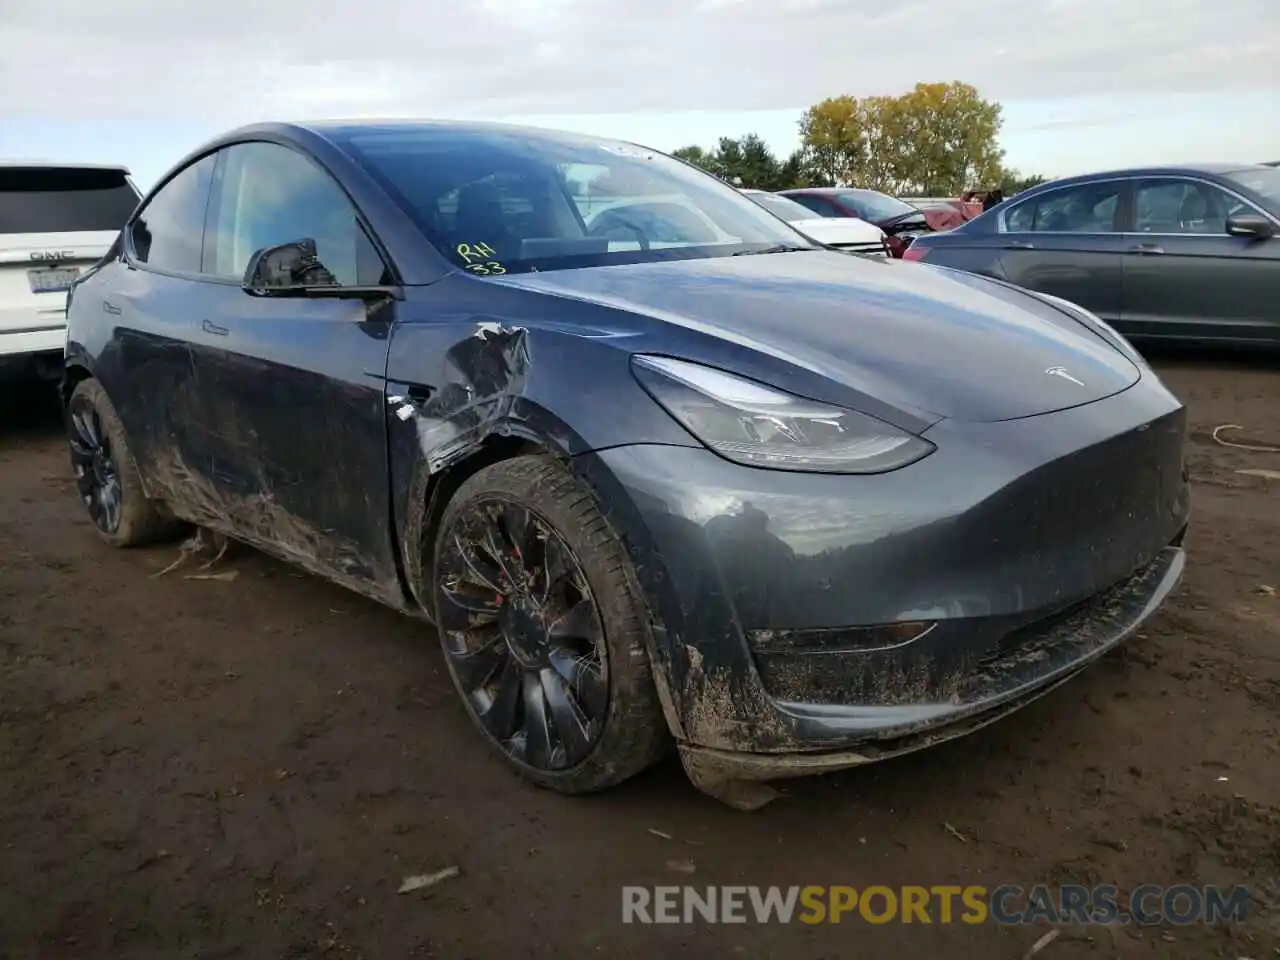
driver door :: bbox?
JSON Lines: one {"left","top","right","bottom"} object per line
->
{"left": 1119, "top": 177, "right": 1280, "bottom": 342}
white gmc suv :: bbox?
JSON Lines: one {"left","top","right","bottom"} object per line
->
{"left": 1, "top": 163, "right": 141, "bottom": 382}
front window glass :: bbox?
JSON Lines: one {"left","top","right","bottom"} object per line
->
{"left": 1134, "top": 179, "right": 1262, "bottom": 235}
{"left": 745, "top": 192, "right": 819, "bottom": 223}
{"left": 204, "top": 142, "right": 386, "bottom": 285}
{"left": 336, "top": 127, "right": 816, "bottom": 276}
{"left": 1223, "top": 167, "right": 1280, "bottom": 209}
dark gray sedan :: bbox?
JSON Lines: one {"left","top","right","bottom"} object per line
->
{"left": 903, "top": 164, "right": 1280, "bottom": 346}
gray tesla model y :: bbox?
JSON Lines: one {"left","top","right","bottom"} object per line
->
{"left": 62, "top": 120, "right": 1189, "bottom": 806}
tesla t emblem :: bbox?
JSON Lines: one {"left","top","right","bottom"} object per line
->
{"left": 1045, "top": 366, "right": 1085, "bottom": 387}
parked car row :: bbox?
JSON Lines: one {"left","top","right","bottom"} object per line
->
{"left": 739, "top": 188, "right": 890, "bottom": 256}
{"left": 56, "top": 118, "right": 1192, "bottom": 808}
{"left": 735, "top": 168, "right": 1279, "bottom": 346}
{"left": 778, "top": 187, "right": 951, "bottom": 256}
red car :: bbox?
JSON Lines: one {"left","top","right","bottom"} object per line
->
{"left": 778, "top": 187, "right": 962, "bottom": 257}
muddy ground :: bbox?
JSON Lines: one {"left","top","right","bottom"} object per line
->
{"left": 1, "top": 354, "right": 1277, "bottom": 959}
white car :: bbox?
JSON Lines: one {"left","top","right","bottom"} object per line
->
{"left": 1, "top": 162, "right": 141, "bottom": 382}
{"left": 741, "top": 188, "right": 889, "bottom": 256}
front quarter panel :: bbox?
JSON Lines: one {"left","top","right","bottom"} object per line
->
{"left": 382, "top": 278, "right": 702, "bottom": 607}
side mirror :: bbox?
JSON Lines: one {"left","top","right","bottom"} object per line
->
{"left": 242, "top": 238, "right": 337, "bottom": 292}
{"left": 1225, "top": 213, "right": 1275, "bottom": 240}
{"left": 241, "top": 238, "right": 402, "bottom": 301}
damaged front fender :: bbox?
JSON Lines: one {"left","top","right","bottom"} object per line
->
{"left": 383, "top": 307, "right": 697, "bottom": 619}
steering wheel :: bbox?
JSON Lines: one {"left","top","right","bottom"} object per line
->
{"left": 587, "top": 214, "right": 651, "bottom": 251}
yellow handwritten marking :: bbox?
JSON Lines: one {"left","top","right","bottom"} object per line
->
{"left": 465, "top": 261, "right": 507, "bottom": 276}
{"left": 456, "top": 241, "right": 499, "bottom": 264}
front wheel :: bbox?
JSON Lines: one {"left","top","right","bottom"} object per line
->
{"left": 432, "top": 454, "right": 669, "bottom": 794}
{"left": 65, "top": 378, "right": 183, "bottom": 547}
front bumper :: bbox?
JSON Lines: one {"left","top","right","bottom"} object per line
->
{"left": 575, "top": 374, "right": 1189, "bottom": 765}
{"left": 679, "top": 543, "right": 1183, "bottom": 786}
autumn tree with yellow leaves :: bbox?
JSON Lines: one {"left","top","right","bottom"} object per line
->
{"left": 799, "top": 81, "right": 1010, "bottom": 194}
{"left": 672, "top": 82, "right": 1044, "bottom": 197}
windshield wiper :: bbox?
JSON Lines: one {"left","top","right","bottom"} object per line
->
{"left": 730, "top": 243, "right": 813, "bottom": 256}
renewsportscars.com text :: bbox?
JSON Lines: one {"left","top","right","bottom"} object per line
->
{"left": 622, "top": 884, "right": 1250, "bottom": 925}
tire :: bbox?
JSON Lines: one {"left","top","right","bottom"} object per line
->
{"left": 66, "top": 378, "right": 183, "bottom": 547}
{"left": 431, "top": 454, "right": 670, "bottom": 794}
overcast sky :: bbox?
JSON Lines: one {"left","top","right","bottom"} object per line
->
{"left": 2, "top": 0, "right": 1277, "bottom": 188}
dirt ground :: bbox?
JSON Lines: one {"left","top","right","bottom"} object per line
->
{"left": 1, "top": 354, "right": 1277, "bottom": 960}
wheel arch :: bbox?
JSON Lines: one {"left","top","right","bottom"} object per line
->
{"left": 406, "top": 432, "right": 550, "bottom": 614}
{"left": 60, "top": 358, "right": 95, "bottom": 407}
{"left": 395, "top": 424, "right": 689, "bottom": 743}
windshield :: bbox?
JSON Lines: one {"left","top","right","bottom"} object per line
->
{"left": 744, "top": 191, "right": 818, "bottom": 223}
{"left": 0, "top": 167, "right": 139, "bottom": 234}
{"left": 1224, "top": 167, "right": 1280, "bottom": 211}
{"left": 336, "top": 127, "right": 818, "bottom": 275}
{"left": 837, "top": 190, "right": 919, "bottom": 222}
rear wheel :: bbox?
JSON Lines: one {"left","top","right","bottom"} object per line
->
{"left": 66, "top": 378, "right": 182, "bottom": 547}
{"left": 432, "top": 454, "right": 669, "bottom": 794}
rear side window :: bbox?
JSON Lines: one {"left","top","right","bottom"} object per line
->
{"left": 1004, "top": 182, "right": 1123, "bottom": 233}
{"left": 0, "top": 167, "right": 140, "bottom": 234}
{"left": 129, "top": 154, "right": 218, "bottom": 274}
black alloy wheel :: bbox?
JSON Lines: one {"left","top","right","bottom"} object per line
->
{"left": 430, "top": 455, "right": 668, "bottom": 794}
{"left": 436, "top": 498, "right": 609, "bottom": 771}
{"left": 64, "top": 377, "right": 184, "bottom": 547}
{"left": 67, "top": 392, "right": 123, "bottom": 535}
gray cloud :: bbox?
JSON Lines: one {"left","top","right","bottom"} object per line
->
{"left": 2, "top": 0, "right": 1276, "bottom": 123}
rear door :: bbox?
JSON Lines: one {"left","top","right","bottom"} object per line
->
{"left": 1119, "top": 177, "right": 1280, "bottom": 343}
{"left": 0, "top": 166, "right": 139, "bottom": 370}
{"left": 993, "top": 179, "right": 1129, "bottom": 322}
{"left": 105, "top": 153, "right": 221, "bottom": 507}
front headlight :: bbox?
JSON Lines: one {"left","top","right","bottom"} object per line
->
{"left": 631, "top": 355, "right": 935, "bottom": 474}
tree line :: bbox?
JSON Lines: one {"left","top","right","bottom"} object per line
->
{"left": 671, "top": 81, "right": 1047, "bottom": 198}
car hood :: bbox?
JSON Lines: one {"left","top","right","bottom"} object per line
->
{"left": 788, "top": 217, "right": 885, "bottom": 244}
{"left": 493, "top": 250, "right": 1141, "bottom": 424}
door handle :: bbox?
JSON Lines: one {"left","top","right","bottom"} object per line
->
{"left": 201, "top": 319, "right": 229, "bottom": 336}
{"left": 1127, "top": 243, "right": 1164, "bottom": 255}
{"left": 1005, "top": 240, "right": 1035, "bottom": 249}
{"left": 102, "top": 300, "right": 122, "bottom": 315}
